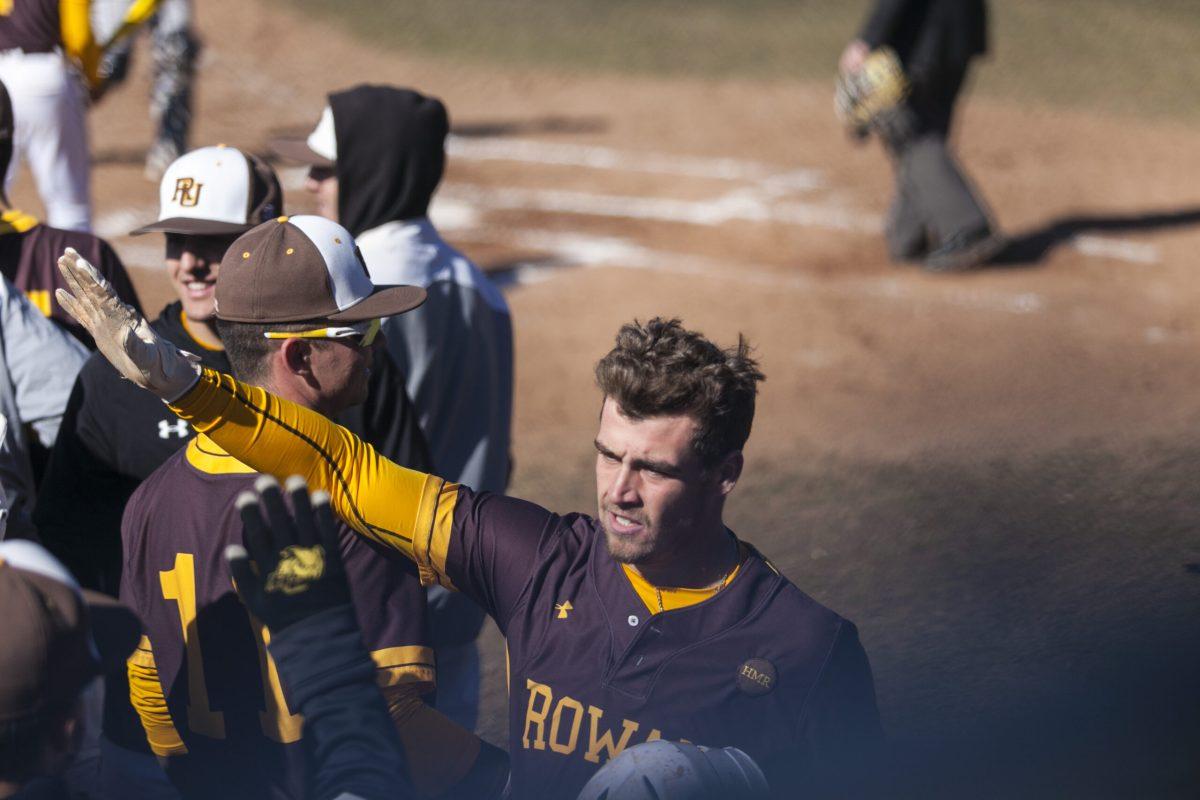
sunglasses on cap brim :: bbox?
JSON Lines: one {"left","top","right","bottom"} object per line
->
{"left": 263, "top": 318, "right": 381, "bottom": 348}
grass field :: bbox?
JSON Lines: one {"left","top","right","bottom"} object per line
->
{"left": 278, "top": 0, "right": 1200, "bottom": 120}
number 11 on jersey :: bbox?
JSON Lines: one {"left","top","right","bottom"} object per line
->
{"left": 160, "top": 552, "right": 303, "bottom": 743}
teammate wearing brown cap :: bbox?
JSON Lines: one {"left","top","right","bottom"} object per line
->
{"left": 34, "top": 146, "right": 428, "bottom": 797}
{"left": 118, "top": 215, "right": 506, "bottom": 799}
{"left": 0, "top": 77, "right": 141, "bottom": 346}
{"left": 0, "top": 539, "right": 140, "bottom": 799}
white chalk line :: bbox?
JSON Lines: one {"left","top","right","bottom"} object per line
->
{"left": 444, "top": 137, "right": 1161, "bottom": 265}
{"left": 1072, "top": 235, "right": 1159, "bottom": 265}
{"left": 440, "top": 183, "right": 883, "bottom": 233}
{"left": 108, "top": 137, "right": 1160, "bottom": 288}
{"left": 457, "top": 225, "right": 1046, "bottom": 316}
{"left": 445, "top": 135, "right": 824, "bottom": 189}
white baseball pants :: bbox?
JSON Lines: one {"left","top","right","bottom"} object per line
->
{"left": 0, "top": 50, "right": 92, "bottom": 232}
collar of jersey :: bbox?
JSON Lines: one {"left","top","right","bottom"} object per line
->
{"left": 179, "top": 311, "right": 225, "bottom": 353}
{"left": 0, "top": 209, "right": 40, "bottom": 236}
{"left": 185, "top": 434, "right": 256, "bottom": 475}
{"left": 621, "top": 542, "right": 747, "bottom": 614}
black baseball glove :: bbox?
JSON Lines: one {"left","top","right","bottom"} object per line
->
{"left": 226, "top": 475, "right": 351, "bottom": 632}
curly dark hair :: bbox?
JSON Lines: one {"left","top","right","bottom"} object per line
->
{"left": 594, "top": 318, "right": 765, "bottom": 467}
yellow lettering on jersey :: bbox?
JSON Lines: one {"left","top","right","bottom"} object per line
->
{"left": 249, "top": 616, "right": 304, "bottom": 743}
{"left": 160, "top": 553, "right": 226, "bottom": 739}
{"left": 549, "top": 695, "right": 584, "bottom": 754}
{"left": 522, "top": 678, "right": 553, "bottom": 751}
{"left": 583, "top": 706, "right": 639, "bottom": 764}
{"left": 521, "top": 679, "right": 669, "bottom": 762}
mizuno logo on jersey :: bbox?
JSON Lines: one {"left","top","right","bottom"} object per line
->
{"left": 159, "top": 419, "right": 190, "bottom": 439}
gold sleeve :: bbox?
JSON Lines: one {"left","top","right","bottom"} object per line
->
{"left": 372, "top": 645, "right": 436, "bottom": 693}
{"left": 59, "top": 0, "right": 102, "bottom": 89}
{"left": 127, "top": 635, "right": 188, "bottom": 757}
{"left": 383, "top": 687, "right": 483, "bottom": 798}
{"left": 170, "top": 368, "right": 460, "bottom": 587}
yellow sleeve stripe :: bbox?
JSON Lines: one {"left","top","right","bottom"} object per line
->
{"left": 412, "top": 476, "right": 460, "bottom": 589}
{"left": 126, "top": 636, "right": 188, "bottom": 757}
{"left": 371, "top": 645, "right": 436, "bottom": 692}
{"left": 172, "top": 369, "right": 439, "bottom": 557}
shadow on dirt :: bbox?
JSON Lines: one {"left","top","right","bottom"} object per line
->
{"left": 451, "top": 114, "right": 607, "bottom": 138}
{"left": 93, "top": 145, "right": 152, "bottom": 166}
{"left": 991, "top": 206, "right": 1200, "bottom": 267}
{"left": 733, "top": 437, "right": 1200, "bottom": 798}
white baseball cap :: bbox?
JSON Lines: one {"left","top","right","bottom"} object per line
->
{"left": 131, "top": 145, "right": 283, "bottom": 236}
{"left": 269, "top": 106, "right": 337, "bottom": 167}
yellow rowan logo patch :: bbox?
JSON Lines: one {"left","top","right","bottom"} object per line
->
{"left": 555, "top": 601, "right": 574, "bottom": 619}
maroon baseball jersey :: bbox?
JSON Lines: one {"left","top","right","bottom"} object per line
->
{"left": 427, "top": 489, "right": 883, "bottom": 799}
{"left": 120, "top": 435, "right": 433, "bottom": 800}
{"left": 0, "top": 211, "right": 143, "bottom": 346}
{"left": 0, "top": 0, "right": 60, "bottom": 52}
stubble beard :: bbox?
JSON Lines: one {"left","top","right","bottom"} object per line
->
{"left": 600, "top": 505, "right": 657, "bottom": 564}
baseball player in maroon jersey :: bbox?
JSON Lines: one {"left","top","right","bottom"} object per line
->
{"left": 57, "top": 253, "right": 885, "bottom": 798}
{"left": 0, "top": 0, "right": 104, "bottom": 231}
{"left": 117, "top": 216, "right": 507, "bottom": 799}
{"left": 0, "top": 77, "right": 141, "bottom": 346}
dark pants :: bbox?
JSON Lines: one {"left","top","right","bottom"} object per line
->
{"left": 883, "top": 62, "right": 993, "bottom": 260}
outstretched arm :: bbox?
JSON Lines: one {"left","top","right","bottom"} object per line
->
{"left": 174, "top": 368, "right": 456, "bottom": 580}
{"left": 55, "top": 247, "right": 456, "bottom": 581}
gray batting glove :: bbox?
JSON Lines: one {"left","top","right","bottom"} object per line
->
{"left": 56, "top": 247, "right": 201, "bottom": 402}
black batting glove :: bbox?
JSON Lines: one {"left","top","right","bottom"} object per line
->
{"left": 225, "top": 475, "right": 352, "bottom": 633}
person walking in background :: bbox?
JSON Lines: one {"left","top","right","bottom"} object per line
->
{"left": 840, "top": 0, "right": 1006, "bottom": 272}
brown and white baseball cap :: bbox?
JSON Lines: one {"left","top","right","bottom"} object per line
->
{"left": 0, "top": 540, "right": 140, "bottom": 723}
{"left": 215, "top": 214, "right": 425, "bottom": 323}
{"left": 269, "top": 106, "right": 336, "bottom": 167}
{"left": 131, "top": 145, "right": 283, "bottom": 236}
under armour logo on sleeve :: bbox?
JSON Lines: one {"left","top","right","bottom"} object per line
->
{"left": 158, "top": 419, "right": 190, "bottom": 439}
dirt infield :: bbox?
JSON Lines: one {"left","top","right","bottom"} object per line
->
{"left": 11, "top": 0, "right": 1200, "bottom": 795}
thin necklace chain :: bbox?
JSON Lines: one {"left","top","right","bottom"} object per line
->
{"left": 654, "top": 535, "right": 740, "bottom": 613}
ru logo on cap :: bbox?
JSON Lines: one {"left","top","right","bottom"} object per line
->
{"left": 172, "top": 177, "right": 204, "bottom": 208}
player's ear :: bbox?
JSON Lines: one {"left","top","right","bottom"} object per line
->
{"left": 715, "top": 450, "right": 743, "bottom": 496}
{"left": 279, "top": 338, "right": 313, "bottom": 377}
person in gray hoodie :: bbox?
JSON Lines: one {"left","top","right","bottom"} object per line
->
{"left": 273, "top": 84, "right": 514, "bottom": 730}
